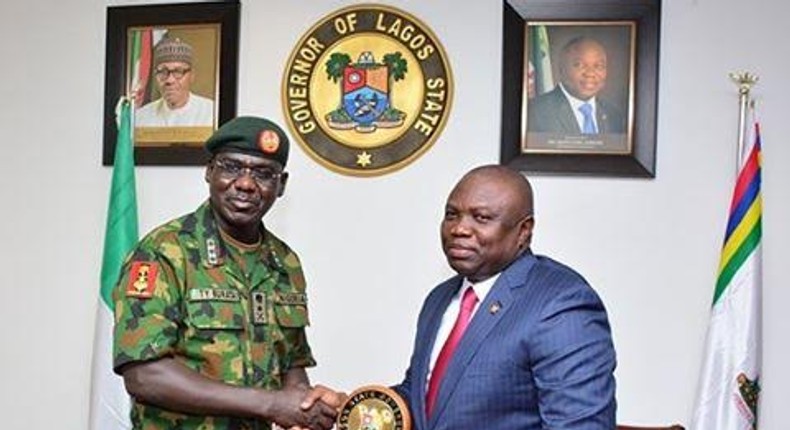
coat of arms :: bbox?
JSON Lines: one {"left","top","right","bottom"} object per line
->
{"left": 325, "top": 51, "right": 407, "bottom": 132}
{"left": 282, "top": 4, "right": 453, "bottom": 176}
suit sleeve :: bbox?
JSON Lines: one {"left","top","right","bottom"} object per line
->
{"left": 530, "top": 280, "right": 617, "bottom": 429}
{"left": 393, "top": 365, "right": 413, "bottom": 403}
{"left": 392, "top": 306, "right": 423, "bottom": 416}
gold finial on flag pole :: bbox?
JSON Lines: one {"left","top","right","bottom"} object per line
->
{"left": 730, "top": 72, "right": 758, "bottom": 95}
{"left": 729, "top": 72, "right": 758, "bottom": 170}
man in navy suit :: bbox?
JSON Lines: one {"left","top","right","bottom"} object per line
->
{"left": 528, "top": 36, "right": 626, "bottom": 135}
{"left": 394, "top": 165, "right": 616, "bottom": 429}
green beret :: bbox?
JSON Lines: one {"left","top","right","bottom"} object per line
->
{"left": 205, "top": 116, "right": 290, "bottom": 167}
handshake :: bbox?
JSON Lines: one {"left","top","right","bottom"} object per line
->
{"left": 270, "top": 383, "right": 346, "bottom": 430}
{"left": 273, "top": 384, "right": 410, "bottom": 430}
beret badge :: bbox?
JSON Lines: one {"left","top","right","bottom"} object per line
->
{"left": 258, "top": 130, "right": 280, "bottom": 154}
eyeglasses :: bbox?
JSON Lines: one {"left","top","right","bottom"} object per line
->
{"left": 154, "top": 67, "right": 191, "bottom": 80}
{"left": 212, "top": 158, "right": 282, "bottom": 187}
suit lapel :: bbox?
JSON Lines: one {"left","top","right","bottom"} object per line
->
{"left": 416, "top": 278, "right": 460, "bottom": 430}
{"left": 554, "top": 90, "right": 581, "bottom": 133}
{"left": 428, "top": 253, "right": 537, "bottom": 425}
{"left": 596, "top": 104, "right": 611, "bottom": 134}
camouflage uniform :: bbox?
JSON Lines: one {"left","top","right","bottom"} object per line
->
{"left": 113, "top": 201, "right": 314, "bottom": 430}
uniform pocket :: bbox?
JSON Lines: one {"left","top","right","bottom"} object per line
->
{"left": 273, "top": 292, "right": 309, "bottom": 327}
{"left": 186, "top": 288, "right": 245, "bottom": 329}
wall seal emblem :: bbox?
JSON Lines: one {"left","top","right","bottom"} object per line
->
{"left": 282, "top": 4, "right": 453, "bottom": 176}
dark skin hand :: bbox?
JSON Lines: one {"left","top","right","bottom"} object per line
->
{"left": 121, "top": 357, "right": 338, "bottom": 430}
{"left": 289, "top": 387, "right": 349, "bottom": 430}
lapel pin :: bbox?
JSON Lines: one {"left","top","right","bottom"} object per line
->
{"left": 489, "top": 301, "right": 502, "bottom": 315}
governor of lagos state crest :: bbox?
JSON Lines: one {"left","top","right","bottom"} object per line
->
{"left": 282, "top": 4, "right": 453, "bottom": 176}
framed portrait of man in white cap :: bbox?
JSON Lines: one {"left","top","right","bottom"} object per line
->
{"left": 102, "top": 3, "right": 239, "bottom": 165}
{"left": 133, "top": 34, "right": 216, "bottom": 130}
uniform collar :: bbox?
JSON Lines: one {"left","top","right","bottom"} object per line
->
{"left": 193, "top": 201, "right": 287, "bottom": 272}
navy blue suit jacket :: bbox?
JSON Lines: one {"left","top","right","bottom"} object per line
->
{"left": 395, "top": 252, "right": 616, "bottom": 430}
{"left": 527, "top": 86, "right": 625, "bottom": 134}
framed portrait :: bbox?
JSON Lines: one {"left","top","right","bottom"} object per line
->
{"left": 501, "top": 0, "right": 660, "bottom": 177}
{"left": 102, "top": 2, "right": 240, "bottom": 166}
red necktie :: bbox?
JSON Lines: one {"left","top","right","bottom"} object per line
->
{"left": 426, "top": 286, "right": 479, "bottom": 417}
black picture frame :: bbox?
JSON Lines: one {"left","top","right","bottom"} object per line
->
{"left": 501, "top": 0, "right": 660, "bottom": 177}
{"left": 102, "top": 2, "right": 239, "bottom": 166}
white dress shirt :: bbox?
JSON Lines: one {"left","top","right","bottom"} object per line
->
{"left": 559, "top": 83, "right": 599, "bottom": 132}
{"left": 426, "top": 273, "right": 500, "bottom": 380}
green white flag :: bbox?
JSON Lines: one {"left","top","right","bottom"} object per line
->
{"left": 529, "top": 25, "right": 554, "bottom": 96}
{"left": 89, "top": 98, "right": 138, "bottom": 430}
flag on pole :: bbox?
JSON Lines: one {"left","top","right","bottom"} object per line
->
{"left": 528, "top": 25, "right": 554, "bottom": 97}
{"left": 129, "top": 27, "right": 169, "bottom": 108}
{"left": 89, "top": 98, "right": 138, "bottom": 430}
{"left": 129, "top": 29, "right": 152, "bottom": 108}
{"left": 692, "top": 108, "right": 762, "bottom": 430}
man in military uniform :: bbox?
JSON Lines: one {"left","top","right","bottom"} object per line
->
{"left": 113, "top": 116, "right": 343, "bottom": 430}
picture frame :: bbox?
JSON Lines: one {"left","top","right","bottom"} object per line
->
{"left": 102, "top": 2, "right": 240, "bottom": 166}
{"left": 501, "top": 0, "right": 660, "bottom": 177}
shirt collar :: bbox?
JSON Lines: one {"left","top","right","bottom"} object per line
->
{"left": 559, "top": 82, "right": 597, "bottom": 110}
{"left": 462, "top": 273, "right": 500, "bottom": 303}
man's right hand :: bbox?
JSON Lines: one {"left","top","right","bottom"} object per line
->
{"left": 300, "top": 384, "right": 348, "bottom": 411}
{"left": 265, "top": 385, "right": 338, "bottom": 430}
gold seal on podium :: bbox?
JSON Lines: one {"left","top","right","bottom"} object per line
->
{"left": 336, "top": 385, "right": 412, "bottom": 430}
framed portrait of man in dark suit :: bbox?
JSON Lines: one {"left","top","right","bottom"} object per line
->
{"left": 500, "top": 0, "right": 660, "bottom": 177}
{"left": 524, "top": 24, "right": 633, "bottom": 154}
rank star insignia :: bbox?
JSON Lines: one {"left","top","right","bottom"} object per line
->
{"left": 282, "top": 4, "right": 453, "bottom": 177}
{"left": 356, "top": 151, "right": 372, "bottom": 167}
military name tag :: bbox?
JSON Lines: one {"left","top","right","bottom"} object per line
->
{"left": 274, "top": 292, "right": 308, "bottom": 305}
{"left": 337, "top": 385, "right": 411, "bottom": 430}
{"left": 188, "top": 288, "right": 240, "bottom": 302}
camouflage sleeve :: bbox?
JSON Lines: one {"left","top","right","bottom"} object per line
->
{"left": 276, "top": 247, "right": 316, "bottom": 370}
{"left": 282, "top": 326, "right": 316, "bottom": 370}
{"left": 112, "top": 240, "right": 183, "bottom": 373}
